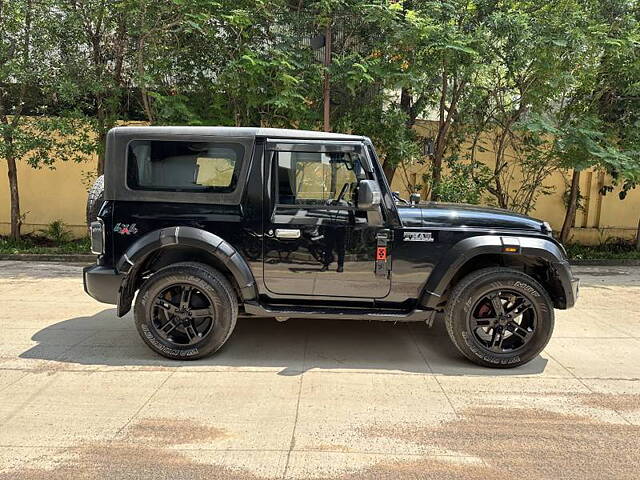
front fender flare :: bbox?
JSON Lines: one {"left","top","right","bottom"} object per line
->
{"left": 420, "top": 235, "right": 566, "bottom": 309}
{"left": 116, "top": 226, "right": 258, "bottom": 316}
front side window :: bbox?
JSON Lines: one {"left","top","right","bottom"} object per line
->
{"left": 276, "top": 151, "right": 367, "bottom": 206}
{"left": 127, "top": 140, "right": 243, "bottom": 192}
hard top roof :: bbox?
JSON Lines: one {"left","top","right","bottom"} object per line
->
{"left": 109, "top": 126, "right": 366, "bottom": 141}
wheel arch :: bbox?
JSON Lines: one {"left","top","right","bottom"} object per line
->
{"left": 116, "top": 226, "right": 257, "bottom": 316}
{"left": 419, "top": 235, "right": 568, "bottom": 310}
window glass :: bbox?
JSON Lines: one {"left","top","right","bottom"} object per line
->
{"left": 277, "top": 151, "right": 366, "bottom": 206}
{"left": 127, "top": 140, "right": 243, "bottom": 192}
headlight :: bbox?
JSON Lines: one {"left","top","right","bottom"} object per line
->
{"left": 90, "top": 219, "right": 104, "bottom": 254}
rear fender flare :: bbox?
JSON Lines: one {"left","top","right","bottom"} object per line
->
{"left": 116, "top": 226, "right": 257, "bottom": 316}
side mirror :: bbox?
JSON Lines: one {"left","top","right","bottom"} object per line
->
{"left": 357, "top": 180, "right": 382, "bottom": 209}
{"left": 409, "top": 193, "right": 421, "bottom": 205}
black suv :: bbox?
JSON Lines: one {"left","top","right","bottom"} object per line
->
{"left": 83, "top": 126, "right": 579, "bottom": 368}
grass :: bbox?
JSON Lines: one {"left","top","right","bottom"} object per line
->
{"left": 0, "top": 234, "right": 91, "bottom": 255}
{"left": 565, "top": 240, "right": 640, "bottom": 260}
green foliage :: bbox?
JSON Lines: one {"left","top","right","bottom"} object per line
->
{"left": 0, "top": 235, "right": 90, "bottom": 255}
{"left": 38, "top": 220, "right": 72, "bottom": 243}
{"left": 565, "top": 238, "right": 640, "bottom": 260}
{"left": 424, "top": 154, "right": 492, "bottom": 205}
{"left": 544, "top": 0, "right": 639, "bottom": 185}
{"left": 3, "top": 0, "right": 640, "bottom": 237}
{"left": 0, "top": 115, "right": 95, "bottom": 169}
{"left": 335, "top": 103, "right": 420, "bottom": 174}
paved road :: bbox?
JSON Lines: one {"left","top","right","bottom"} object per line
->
{"left": 0, "top": 261, "right": 639, "bottom": 479}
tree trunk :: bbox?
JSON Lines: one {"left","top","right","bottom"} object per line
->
{"left": 430, "top": 157, "right": 443, "bottom": 201}
{"left": 95, "top": 92, "right": 108, "bottom": 175}
{"left": 560, "top": 170, "right": 580, "bottom": 244}
{"left": 491, "top": 128, "right": 511, "bottom": 209}
{"left": 322, "top": 23, "right": 332, "bottom": 132}
{"left": 97, "top": 140, "right": 106, "bottom": 175}
{"left": 96, "top": 123, "right": 107, "bottom": 175}
{"left": 383, "top": 161, "right": 396, "bottom": 186}
{"left": 635, "top": 216, "right": 640, "bottom": 251}
{"left": 430, "top": 121, "right": 449, "bottom": 200}
{"left": 381, "top": 87, "right": 414, "bottom": 187}
{"left": 430, "top": 71, "right": 464, "bottom": 202}
{"left": 6, "top": 153, "right": 21, "bottom": 240}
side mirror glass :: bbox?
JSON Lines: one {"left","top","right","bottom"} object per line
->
{"left": 357, "top": 179, "right": 382, "bottom": 209}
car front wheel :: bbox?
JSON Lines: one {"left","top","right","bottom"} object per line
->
{"left": 444, "top": 267, "right": 555, "bottom": 368}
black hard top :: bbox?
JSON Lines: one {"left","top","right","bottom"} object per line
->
{"left": 109, "top": 126, "right": 366, "bottom": 141}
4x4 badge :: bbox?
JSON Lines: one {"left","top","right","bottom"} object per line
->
{"left": 114, "top": 223, "right": 138, "bottom": 235}
{"left": 404, "top": 231, "right": 434, "bottom": 242}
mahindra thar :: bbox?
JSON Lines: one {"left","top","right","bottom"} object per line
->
{"left": 83, "top": 126, "right": 579, "bottom": 368}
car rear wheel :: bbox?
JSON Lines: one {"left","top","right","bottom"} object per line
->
{"left": 134, "top": 262, "right": 238, "bottom": 360}
{"left": 444, "top": 267, "right": 554, "bottom": 368}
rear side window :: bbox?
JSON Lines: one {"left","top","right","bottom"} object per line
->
{"left": 127, "top": 140, "right": 243, "bottom": 192}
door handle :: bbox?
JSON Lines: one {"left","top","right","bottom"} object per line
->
{"left": 275, "top": 229, "right": 301, "bottom": 239}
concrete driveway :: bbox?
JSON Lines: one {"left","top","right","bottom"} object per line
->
{"left": 0, "top": 261, "right": 639, "bottom": 479}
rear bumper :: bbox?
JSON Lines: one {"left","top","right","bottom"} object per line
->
{"left": 553, "top": 260, "right": 579, "bottom": 309}
{"left": 83, "top": 265, "right": 123, "bottom": 305}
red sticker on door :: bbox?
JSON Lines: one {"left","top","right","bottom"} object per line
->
{"left": 376, "top": 247, "right": 387, "bottom": 260}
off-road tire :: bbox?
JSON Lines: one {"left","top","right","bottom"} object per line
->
{"left": 86, "top": 175, "right": 105, "bottom": 227}
{"left": 134, "top": 262, "right": 238, "bottom": 360}
{"left": 444, "top": 267, "right": 555, "bottom": 368}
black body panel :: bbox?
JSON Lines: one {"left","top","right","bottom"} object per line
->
{"left": 399, "top": 203, "right": 544, "bottom": 231}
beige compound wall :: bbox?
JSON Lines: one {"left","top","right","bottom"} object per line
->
{"left": 0, "top": 155, "right": 98, "bottom": 238}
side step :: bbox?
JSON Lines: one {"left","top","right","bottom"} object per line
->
{"left": 243, "top": 302, "right": 436, "bottom": 324}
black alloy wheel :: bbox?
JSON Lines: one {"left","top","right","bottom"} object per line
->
{"left": 134, "top": 262, "right": 238, "bottom": 360}
{"left": 468, "top": 290, "right": 537, "bottom": 354}
{"left": 152, "top": 283, "right": 215, "bottom": 346}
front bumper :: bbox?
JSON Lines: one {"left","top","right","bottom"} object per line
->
{"left": 83, "top": 265, "right": 123, "bottom": 305}
{"left": 553, "top": 260, "right": 579, "bottom": 309}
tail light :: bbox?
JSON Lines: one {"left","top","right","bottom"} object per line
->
{"left": 90, "top": 219, "right": 105, "bottom": 255}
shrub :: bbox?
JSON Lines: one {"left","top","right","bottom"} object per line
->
{"left": 38, "top": 220, "right": 72, "bottom": 244}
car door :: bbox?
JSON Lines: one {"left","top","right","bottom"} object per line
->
{"left": 262, "top": 140, "right": 391, "bottom": 298}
